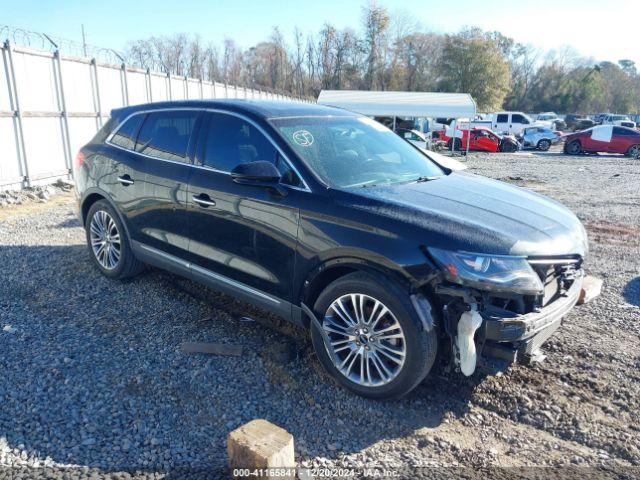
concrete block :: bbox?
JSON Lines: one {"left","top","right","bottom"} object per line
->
{"left": 228, "top": 419, "right": 295, "bottom": 479}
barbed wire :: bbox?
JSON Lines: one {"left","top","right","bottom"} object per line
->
{"left": 0, "top": 25, "right": 125, "bottom": 65}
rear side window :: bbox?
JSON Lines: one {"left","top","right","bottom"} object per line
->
{"left": 496, "top": 114, "right": 508, "bottom": 123}
{"left": 201, "top": 112, "right": 301, "bottom": 187}
{"left": 110, "top": 115, "right": 144, "bottom": 149}
{"left": 135, "top": 110, "right": 199, "bottom": 162}
{"left": 614, "top": 127, "right": 635, "bottom": 136}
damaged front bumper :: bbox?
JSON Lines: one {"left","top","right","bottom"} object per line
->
{"left": 478, "top": 275, "right": 583, "bottom": 369}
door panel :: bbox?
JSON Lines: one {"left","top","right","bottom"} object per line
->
{"left": 185, "top": 111, "right": 302, "bottom": 302}
{"left": 187, "top": 169, "right": 300, "bottom": 301}
{"left": 111, "top": 109, "right": 201, "bottom": 258}
{"left": 127, "top": 157, "right": 192, "bottom": 257}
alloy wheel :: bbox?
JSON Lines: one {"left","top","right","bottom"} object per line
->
{"left": 89, "top": 210, "right": 121, "bottom": 270}
{"left": 322, "top": 293, "right": 406, "bottom": 387}
{"left": 629, "top": 145, "right": 639, "bottom": 157}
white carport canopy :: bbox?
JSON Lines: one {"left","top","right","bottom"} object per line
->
{"left": 317, "top": 90, "right": 476, "bottom": 119}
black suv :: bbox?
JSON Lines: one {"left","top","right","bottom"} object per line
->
{"left": 75, "top": 100, "right": 588, "bottom": 399}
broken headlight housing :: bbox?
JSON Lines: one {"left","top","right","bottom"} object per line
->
{"left": 428, "top": 248, "right": 543, "bottom": 295}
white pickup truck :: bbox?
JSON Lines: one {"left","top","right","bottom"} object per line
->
{"left": 489, "top": 112, "right": 540, "bottom": 135}
{"left": 459, "top": 111, "right": 548, "bottom": 135}
{"left": 600, "top": 114, "right": 636, "bottom": 129}
{"left": 433, "top": 112, "right": 551, "bottom": 136}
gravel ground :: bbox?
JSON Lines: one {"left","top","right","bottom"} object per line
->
{"left": 0, "top": 150, "right": 639, "bottom": 478}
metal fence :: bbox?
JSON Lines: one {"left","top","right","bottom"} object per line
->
{"left": 0, "top": 40, "right": 306, "bottom": 191}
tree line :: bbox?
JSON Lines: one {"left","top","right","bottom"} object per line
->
{"left": 124, "top": 3, "right": 640, "bottom": 114}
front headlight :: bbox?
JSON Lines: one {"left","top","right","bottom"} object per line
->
{"left": 428, "top": 248, "right": 543, "bottom": 295}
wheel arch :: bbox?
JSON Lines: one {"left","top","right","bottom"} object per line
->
{"left": 299, "top": 256, "right": 416, "bottom": 316}
{"left": 80, "top": 188, "right": 132, "bottom": 240}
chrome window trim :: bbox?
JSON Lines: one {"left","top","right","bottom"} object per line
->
{"left": 105, "top": 106, "right": 311, "bottom": 193}
{"left": 138, "top": 243, "right": 281, "bottom": 305}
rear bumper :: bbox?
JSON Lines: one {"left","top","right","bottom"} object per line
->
{"left": 479, "top": 276, "right": 582, "bottom": 365}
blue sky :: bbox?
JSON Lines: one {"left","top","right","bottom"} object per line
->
{"left": 1, "top": 0, "right": 638, "bottom": 65}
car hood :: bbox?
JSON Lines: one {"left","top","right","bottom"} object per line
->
{"left": 340, "top": 172, "right": 588, "bottom": 258}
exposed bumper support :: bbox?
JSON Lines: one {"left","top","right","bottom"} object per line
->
{"left": 480, "top": 276, "right": 583, "bottom": 365}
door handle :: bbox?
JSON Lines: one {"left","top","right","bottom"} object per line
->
{"left": 192, "top": 194, "right": 216, "bottom": 208}
{"left": 117, "top": 175, "right": 134, "bottom": 186}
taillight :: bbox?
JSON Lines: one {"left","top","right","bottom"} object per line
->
{"left": 74, "top": 151, "right": 85, "bottom": 170}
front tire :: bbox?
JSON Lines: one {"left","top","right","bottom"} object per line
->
{"left": 85, "top": 200, "right": 144, "bottom": 279}
{"left": 565, "top": 140, "right": 581, "bottom": 155}
{"left": 310, "top": 272, "right": 437, "bottom": 399}
{"left": 537, "top": 139, "right": 551, "bottom": 151}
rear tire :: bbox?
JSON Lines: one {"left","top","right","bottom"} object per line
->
{"left": 626, "top": 144, "right": 640, "bottom": 157}
{"left": 501, "top": 141, "right": 517, "bottom": 153}
{"left": 446, "top": 138, "right": 462, "bottom": 151}
{"left": 537, "top": 139, "right": 551, "bottom": 151}
{"left": 310, "top": 271, "right": 437, "bottom": 399}
{"left": 85, "top": 200, "right": 144, "bottom": 280}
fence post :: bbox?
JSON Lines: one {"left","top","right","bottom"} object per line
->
{"left": 146, "top": 68, "right": 152, "bottom": 102}
{"left": 2, "top": 40, "right": 30, "bottom": 187}
{"left": 212, "top": 81, "right": 217, "bottom": 99}
{"left": 120, "top": 62, "right": 129, "bottom": 106}
{"left": 183, "top": 75, "right": 188, "bottom": 99}
{"left": 53, "top": 50, "right": 73, "bottom": 176}
{"left": 199, "top": 78, "right": 204, "bottom": 99}
{"left": 224, "top": 81, "right": 228, "bottom": 98}
{"left": 167, "top": 72, "right": 172, "bottom": 100}
{"left": 90, "top": 58, "right": 103, "bottom": 128}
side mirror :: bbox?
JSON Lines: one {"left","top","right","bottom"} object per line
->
{"left": 230, "top": 161, "right": 286, "bottom": 195}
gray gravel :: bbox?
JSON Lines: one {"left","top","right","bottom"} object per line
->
{"left": 0, "top": 150, "right": 639, "bottom": 478}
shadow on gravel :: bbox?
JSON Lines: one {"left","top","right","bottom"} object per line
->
{"left": 0, "top": 243, "right": 474, "bottom": 475}
{"left": 623, "top": 277, "right": 640, "bottom": 306}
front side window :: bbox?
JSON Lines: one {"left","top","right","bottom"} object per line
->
{"left": 201, "top": 113, "right": 301, "bottom": 187}
{"left": 512, "top": 114, "right": 528, "bottom": 124}
{"left": 110, "top": 115, "right": 144, "bottom": 150}
{"left": 135, "top": 110, "right": 199, "bottom": 162}
{"left": 270, "top": 116, "right": 444, "bottom": 188}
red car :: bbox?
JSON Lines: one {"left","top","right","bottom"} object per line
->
{"left": 435, "top": 127, "right": 518, "bottom": 153}
{"left": 564, "top": 125, "right": 640, "bottom": 156}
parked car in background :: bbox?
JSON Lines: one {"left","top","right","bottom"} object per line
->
{"left": 74, "top": 99, "right": 589, "bottom": 399}
{"left": 436, "top": 126, "right": 519, "bottom": 152}
{"left": 565, "top": 114, "right": 596, "bottom": 131}
{"left": 518, "top": 126, "right": 561, "bottom": 151}
{"left": 396, "top": 128, "right": 429, "bottom": 150}
{"left": 601, "top": 114, "right": 636, "bottom": 129}
{"left": 564, "top": 125, "right": 640, "bottom": 156}
{"left": 536, "top": 113, "right": 566, "bottom": 131}
{"left": 593, "top": 113, "right": 609, "bottom": 124}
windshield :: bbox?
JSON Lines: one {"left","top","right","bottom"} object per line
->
{"left": 270, "top": 116, "right": 444, "bottom": 188}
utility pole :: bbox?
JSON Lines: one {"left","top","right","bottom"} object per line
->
{"left": 81, "top": 24, "right": 87, "bottom": 57}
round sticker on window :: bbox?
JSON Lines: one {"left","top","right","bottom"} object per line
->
{"left": 292, "top": 130, "right": 314, "bottom": 146}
